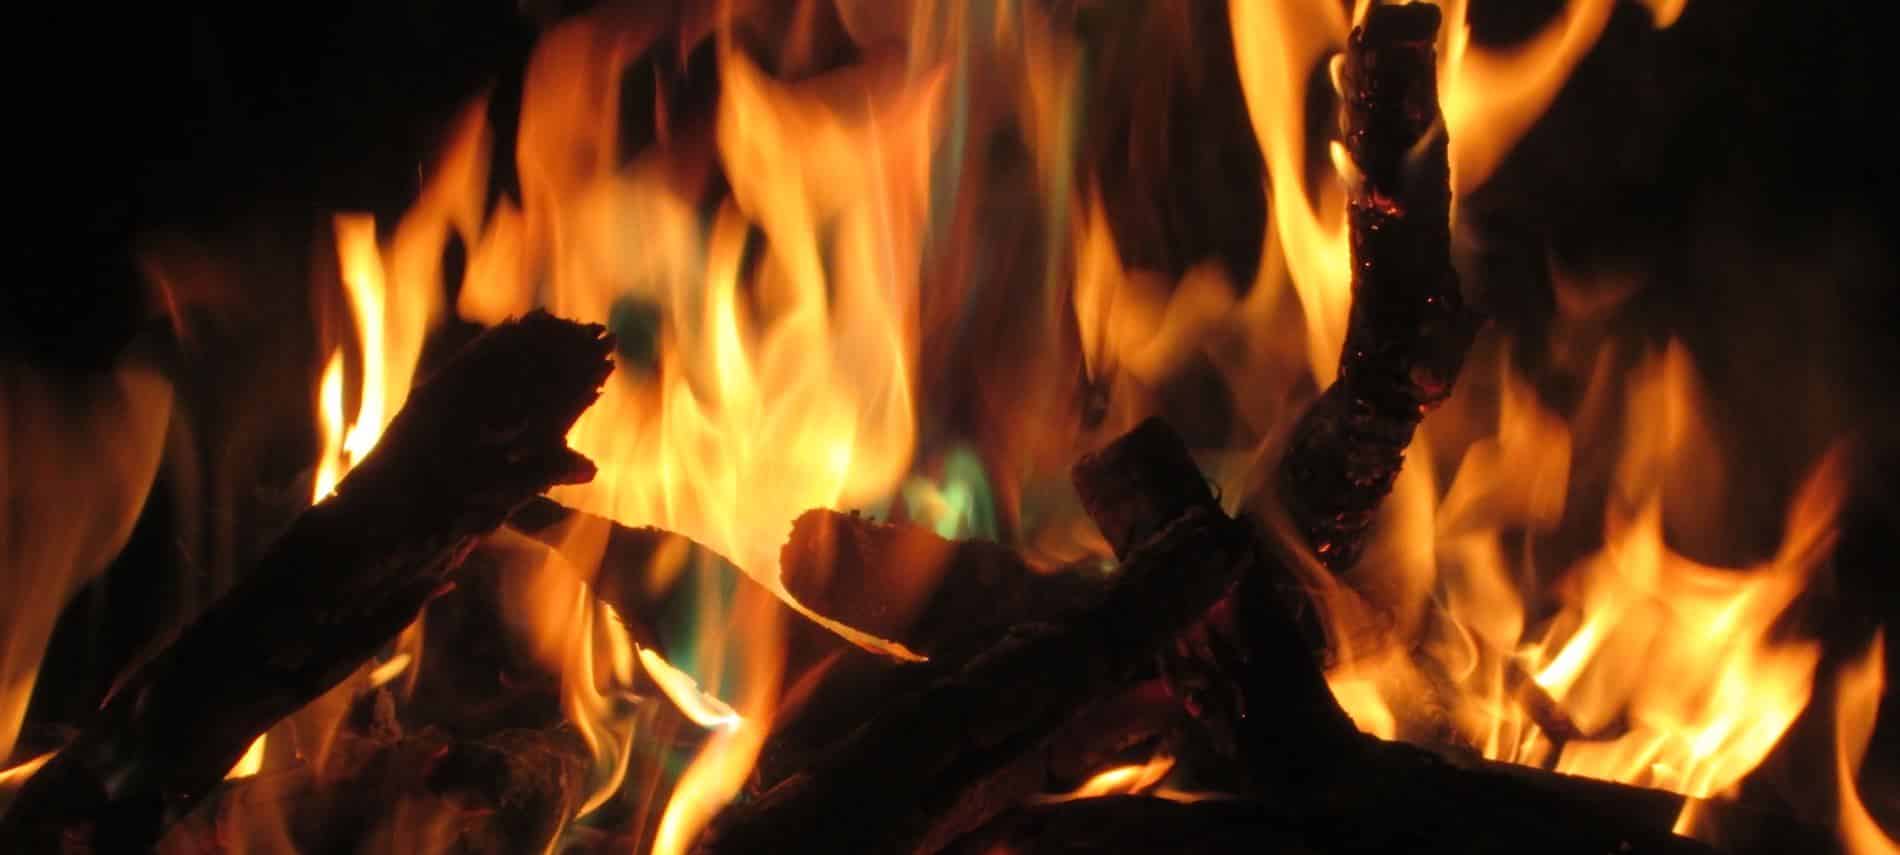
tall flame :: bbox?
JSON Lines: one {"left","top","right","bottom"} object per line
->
{"left": 1836, "top": 632, "right": 1898, "bottom": 855}
{"left": 1, "top": 363, "right": 171, "bottom": 776}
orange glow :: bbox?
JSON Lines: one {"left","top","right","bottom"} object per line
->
{"left": 1228, "top": 0, "right": 1352, "bottom": 383}
{"left": 1836, "top": 632, "right": 1898, "bottom": 855}
{"left": 0, "top": 750, "right": 54, "bottom": 789}
{"left": 1047, "top": 754, "right": 1178, "bottom": 802}
{"left": 2, "top": 363, "right": 172, "bottom": 771}
{"left": 226, "top": 735, "right": 267, "bottom": 780}
{"left": 1311, "top": 339, "right": 1847, "bottom": 799}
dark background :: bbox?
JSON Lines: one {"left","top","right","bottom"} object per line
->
{"left": 2, "top": 0, "right": 1894, "bottom": 840}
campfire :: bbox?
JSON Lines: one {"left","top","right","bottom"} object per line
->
{"left": 2, "top": 1, "right": 1894, "bottom": 853}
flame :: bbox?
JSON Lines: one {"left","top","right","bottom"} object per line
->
{"left": 1316, "top": 339, "right": 1845, "bottom": 798}
{"left": 2, "top": 363, "right": 172, "bottom": 769}
{"left": 639, "top": 647, "right": 743, "bottom": 732}
{"left": 1046, "top": 753, "right": 1177, "bottom": 802}
{"left": 1836, "top": 631, "right": 1898, "bottom": 855}
{"left": 226, "top": 735, "right": 268, "bottom": 780}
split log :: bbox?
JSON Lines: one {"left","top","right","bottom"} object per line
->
{"left": 507, "top": 498, "right": 1116, "bottom": 792}
{"left": 1076, "top": 416, "right": 1714, "bottom": 853}
{"left": 690, "top": 432, "right": 1260, "bottom": 854}
{"left": 506, "top": 500, "right": 1106, "bottom": 665}
{"left": 1277, "top": 3, "right": 1482, "bottom": 574}
{"left": 0, "top": 311, "right": 616, "bottom": 851}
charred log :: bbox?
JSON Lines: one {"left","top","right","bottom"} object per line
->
{"left": 0, "top": 311, "right": 615, "bottom": 851}
{"left": 1277, "top": 3, "right": 1482, "bottom": 574}
{"left": 948, "top": 790, "right": 1715, "bottom": 855}
{"left": 159, "top": 724, "right": 591, "bottom": 854}
{"left": 691, "top": 459, "right": 1258, "bottom": 854}
{"left": 1076, "top": 416, "right": 1715, "bottom": 854}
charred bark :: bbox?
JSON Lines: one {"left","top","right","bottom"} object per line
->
{"left": 948, "top": 790, "right": 1715, "bottom": 855}
{"left": 1076, "top": 417, "right": 1713, "bottom": 855}
{"left": 0, "top": 311, "right": 615, "bottom": 851}
{"left": 690, "top": 425, "right": 1259, "bottom": 854}
{"left": 1277, "top": 3, "right": 1482, "bottom": 574}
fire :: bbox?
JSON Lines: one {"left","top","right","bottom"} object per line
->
{"left": 1316, "top": 339, "right": 1847, "bottom": 798}
{"left": 1836, "top": 632, "right": 1897, "bottom": 855}
{"left": 1, "top": 363, "right": 171, "bottom": 772}
{"left": 12, "top": 0, "right": 1884, "bottom": 851}
{"left": 1046, "top": 754, "right": 1177, "bottom": 802}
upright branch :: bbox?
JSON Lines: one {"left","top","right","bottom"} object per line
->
{"left": 1, "top": 311, "right": 615, "bottom": 851}
{"left": 1279, "top": 3, "right": 1481, "bottom": 573}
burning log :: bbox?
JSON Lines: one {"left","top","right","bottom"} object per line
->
{"left": 160, "top": 721, "right": 592, "bottom": 854}
{"left": 1076, "top": 415, "right": 1715, "bottom": 853}
{"left": 507, "top": 497, "right": 1119, "bottom": 792}
{"left": 506, "top": 501, "right": 1105, "bottom": 665}
{"left": 1277, "top": 3, "right": 1482, "bottom": 574}
{"left": 690, "top": 437, "right": 1260, "bottom": 854}
{"left": 942, "top": 795, "right": 1308, "bottom": 855}
{"left": 779, "top": 509, "right": 1109, "bottom": 660}
{"left": 0, "top": 311, "right": 616, "bottom": 851}
{"left": 950, "top": 790, "right": 1714, "bottom": 855}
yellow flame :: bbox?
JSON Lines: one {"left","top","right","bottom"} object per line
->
{"left": 2, "top": 363, "right": 172, "bottom": 769}
{"left": 1046, "top": 753, "right": 1177, "bottom": 802}
{"left": 313, "top": 349, "right": 347, "bottom": 502}
{"left": 366, "top": 653, "right": 413, "bottom": 689}
{"left": 1228, "top": 0, "right": 1352, "bottom": 383}
{"left": 226, "top": 734, "right": 267, "bottom": 780}
{"left": 1317, "top": 338, "right": 1842, "bottom": 798}
{"left": 0, "top": 749, "right": 54, "bottom": 788}
{"left": 639, "top": 647, "right": 742, "bottom": 732}
{"left": 1836, "top": 631, "right": 1898, "bottom": 855}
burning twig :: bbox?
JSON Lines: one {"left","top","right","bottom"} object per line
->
{"left": 0, "top": 311, "right": 615, "bottom": 851}
{"left": 1277, "top": 3, "right": 1483, "bottom": 574}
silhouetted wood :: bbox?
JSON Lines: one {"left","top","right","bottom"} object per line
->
{"left": 159, "top": 724, "right": 591, "bottom": 854}
{"left": 0, "top": 311, "right": 615, "bottom": 851}
{"left": 1076, "top": 418, "right": 1715, "bottom": 855}
{"left": 691, "top": 421, "right": 1259, "bottom": 855}
{"left": 948, "top": 789, "right": 1716, "bottom": 855}
{"left": 1278, "top": 3, "right": 1482, "bottom": 574}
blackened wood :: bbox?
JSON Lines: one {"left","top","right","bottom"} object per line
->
{"left": 1073, "top": 416, "right": 1359, "bottom": 788}
{"left": 1278, "top": 3, "right": 1481, "bottom": 573}
{"left": 780, "top": 509, "right": 1108, "bottom": 660}
{"left": 1075, "top": 420, "right": 1714, "bottom": 854}
{"left": 943, "top": 796, "right": 1309, "bottom": 855}
{"left": 948, "top": 789, "right": 1717, "bottom": 855}
{"left": 159, "top": 725, "right": 591, "bottom": 854}
{"left": 691, "top": 499, "right": 1256, "bottom": 855}
{"left": 508, "top": 499, "right": 1117, "bottom": 794}
{"left": 0, "top": 311, "right": 615, "bottom": 851}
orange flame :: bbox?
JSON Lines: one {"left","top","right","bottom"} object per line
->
{"left": 1836, "top": 631, "right": 1898, "bottom": 855}
{"left": 1045, "top": 753, "right": 1177, "bottom": 802}
{"left": 2, "top": 363, "right": 172, "bottom": 770}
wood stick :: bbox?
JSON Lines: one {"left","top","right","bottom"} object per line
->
{"left": 691, "top": 424, "right": 1259, "bottom": 854}
{"left": 1278, "top": 3, "right": 1482, "bottom": 574}
{"left": 0, "top": 311, "right": 615, "bottom": 851}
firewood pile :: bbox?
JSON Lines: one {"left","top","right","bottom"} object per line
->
{"left": 0, "top": 7, "right": 1849, "bottom": 853}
